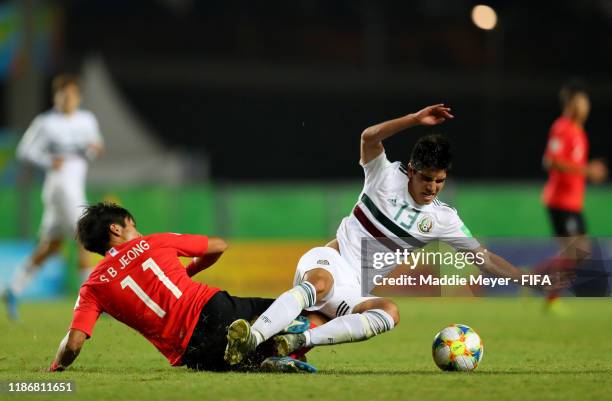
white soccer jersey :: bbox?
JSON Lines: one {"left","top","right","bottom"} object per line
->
{"left": 17, "top": 109, "right": 102, "bottom": 187}
{"left": 16, "top": 109, "right": 103, "bottom": 238}
{"left": 336, "top": 152, "right": 479, "bottom": 278}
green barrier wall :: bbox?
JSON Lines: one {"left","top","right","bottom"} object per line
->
{"left": 1, "top": 183, "right": 610, "bottom": 239}
{"left": 454, "top": 185, "right": 612, "bottom": 237}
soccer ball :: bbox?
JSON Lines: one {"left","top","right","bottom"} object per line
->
{"left": 432, "top": 324, "right": 483, "bottom": 371}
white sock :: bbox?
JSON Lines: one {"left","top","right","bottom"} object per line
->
{"left": 10, "top": 260, "right": 40, "bottom": 295}
{"left": 251, "top": 281, "right": 317, "bottom": 345}
{"left": 304, "top": 309, "right": 395, "bottom": 346}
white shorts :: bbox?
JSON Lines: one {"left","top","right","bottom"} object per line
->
{"left": 40, "top": 184, "right": 86, "bottom": 240}
{"left": 293, "top": 246, "right": 378, "bottom": 319}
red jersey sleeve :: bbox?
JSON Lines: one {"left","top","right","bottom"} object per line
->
{"left": 545, "top": 130, "right": 570, "bottom": 162}
{"left": 150, "top": 233, "right": 209, "bottom": 257}
{"left": 70, "top": 285, "right": 102, "bottom": 338}
{"left": 544, "top": 119, "right": 586, "bottom": 168}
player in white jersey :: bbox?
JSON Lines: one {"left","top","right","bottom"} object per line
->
{"left": 224, "top": 104, "right": 558, "bottom": 365}
{"left": 2, "top": 75, "right": 103, "bottom": 320}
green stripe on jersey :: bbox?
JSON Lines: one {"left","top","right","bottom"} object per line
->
{"left": 460, "top": 224, "right": 473, "bottom": 237}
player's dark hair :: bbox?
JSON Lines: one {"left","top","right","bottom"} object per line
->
{"left": 559, "top": 79, "right": 588, "bottom": 107}
{"left": 409, "top": 134, "right": 452, "bottom": 171}
{"left": 77, "top": 202, "right": 135, "bottom": 256}
{"left": 52, "top": 74, "right": 80, "bottom": 94}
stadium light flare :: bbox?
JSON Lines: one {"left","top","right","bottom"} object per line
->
{"left": 471, "top": 4, "right": 497, "bottom": 30}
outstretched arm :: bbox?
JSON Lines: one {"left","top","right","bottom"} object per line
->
{"left": 467, "top": 246, "right": 570, "bottom": 290}
{"left": 186, "top": 237, "right": 228, "bottom": 277}
{"left": 49, "top": 329, "right": 87, "bottom": 372}
{"left": 471, "top": 247, "right": 524, "bottom": 282}
{"left": 360, "top": 104, "right": 454, "bottom": 165}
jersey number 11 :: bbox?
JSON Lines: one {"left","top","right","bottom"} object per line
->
{"left": 120, "top": 257, "right": 183, "bottom": 318}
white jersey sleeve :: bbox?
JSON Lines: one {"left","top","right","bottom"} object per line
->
{"left": 360, "top": 152, "right": 393, "bottom": 189}
{"left": 439, "top": 208, "right": 480, "bottom": 251}
{"left": 16, "top": 115, "right": 53, "bottom": 170}
{"left": 81, "top": 112, "right": 103, "bottom": 161}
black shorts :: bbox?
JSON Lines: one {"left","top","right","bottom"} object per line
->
{"left": 547, "top": 207, "right": 586, "bottom": 236}
{"left": 181, "top": 291, "right": 274, "bottom": 371}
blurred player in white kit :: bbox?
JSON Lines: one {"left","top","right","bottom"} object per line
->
{"left": 2, "top": 74, "right": 104, "bottom": 320}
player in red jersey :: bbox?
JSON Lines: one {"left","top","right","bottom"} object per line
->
{"left": 540, "top": 81, "right": 609, "bottom": 307}
{"left": 48, "top": 202, "right": 316, "bottom": 372}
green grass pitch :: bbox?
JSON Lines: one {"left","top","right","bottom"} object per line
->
{"left": 1, "top": 298, "right": 612, "bottom": 401}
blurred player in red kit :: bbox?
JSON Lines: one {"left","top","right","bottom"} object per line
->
{"left": 540, "top": 81, "right": 609, "bottom": 309}
{"left": 48, "top": 202, "right": 317, "bottom": 373}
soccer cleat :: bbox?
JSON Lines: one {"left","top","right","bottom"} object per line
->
{"left": 3, "top": 288, "right": 19, "bottom": 321}
{"left": 283, "top": 315, "right": 310, "bottom": 334}
{"left": 260, "top": 356, "right": 317, "bottom": 373}
{"left": 273, "top": 333, "right": 307, "bottom": 357}
{"left": 543, "top": 298, "right": 572, "bottom": 317}
{"left": 224, "top": 319, "right": 256, "bottom": 365}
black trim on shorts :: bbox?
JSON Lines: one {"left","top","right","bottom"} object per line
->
{"left": 547, "top": 207, "right": 586, "bottom": 236}
{"left": 181, "top": 291, "right": 274, "bottom": 371}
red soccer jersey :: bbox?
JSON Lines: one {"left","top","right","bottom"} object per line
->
{"left": 542, "top": 116, "right": 589, "bottom": 212}
{"left": 70, "top": 233, "right": 220, "bottom": 366}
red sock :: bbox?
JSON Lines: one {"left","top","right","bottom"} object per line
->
{"left": 534, "top": 256, "right": 576, "bottom": 301}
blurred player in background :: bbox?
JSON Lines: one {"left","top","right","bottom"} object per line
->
{"left": 2, "top": 74, "right": 104, "bottom": 320}
{"left": 49, "top": 202, "right": 315, "bottom": 373}
{"left": 540, "top": 81, "right": 609, "bottom": 310}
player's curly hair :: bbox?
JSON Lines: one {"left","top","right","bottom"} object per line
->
{"left": 77, "top": 202, "right": 135, "bottom": 256}
{"left": 409, "top": 134, "right": 452, "bottom": 171}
